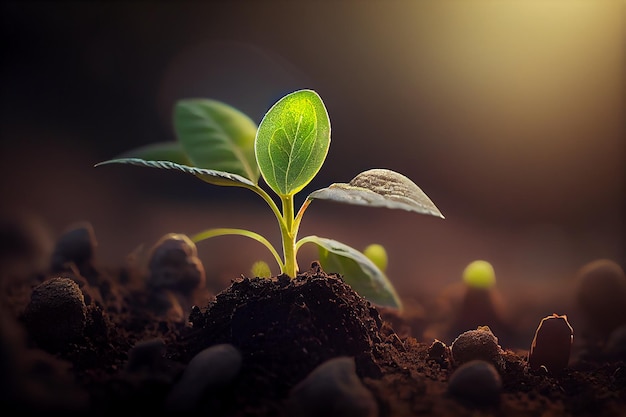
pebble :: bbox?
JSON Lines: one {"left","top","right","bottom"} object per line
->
{"left": 605, "top": 324, "right": 626, "bottom": 359}
{"left": 22, "top": 277, "right": 87, "bottom": 351}
{"left": 50, "top": 221, "right": 97, "bottom": 275}
{"left": 165, "top": 343, "right": 242, "bottom": 411}
{"left": 125, "top": 338, "right": 166, "bottom": 373}
{"left": 286, "top": 356, "right": 379, "bottom": 417}
{"left": 450, "top": 326, "right": 504, "bottom": 370}
{"left": 147, "top": 233, "right": 205, "bottom": 296}
{"left": 447, "top": 360, "right": 502, "bottom": 406}
{"left": 575, "top": 259, "right": 626, "bottom": 337}
{"left": 0, "top": 212, "right": 52, "bottom": 276}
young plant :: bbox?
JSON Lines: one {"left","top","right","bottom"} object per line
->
{"left": 95, "top": 89, "right": 444, "bottom": 310}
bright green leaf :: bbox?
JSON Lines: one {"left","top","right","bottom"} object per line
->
{"left": 94, "top": 158, "right": 255, "bottom": 187}
{"left": 308, "top": 168, "right": 444, "bottom": 219}
{"left": 175, "top": 99, "right": 260, "bottom": 183}
{"left": 307, "top": 236, "right": 402, "bottom": 310}
{"left": 255, "top": 89, "right": 330, "bottom": 197}
{"left": 117, "top": 141, "right": 192, "bottom": 165}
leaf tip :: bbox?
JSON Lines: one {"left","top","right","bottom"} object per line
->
{"left": 94, "top": 159, "right": 126, "bottom": 168}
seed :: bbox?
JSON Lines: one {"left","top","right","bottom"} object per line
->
{"left": 528, "top": 313, "right": 573, "bottom": 374}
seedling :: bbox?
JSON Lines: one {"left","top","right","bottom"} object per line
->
{"left": 95, "top": 89, "right": 444, "bottom": 309}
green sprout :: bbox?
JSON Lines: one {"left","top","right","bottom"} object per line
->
{"left": 250, "top": 260, "right": 272, "bottom": 279}
{"left": 95, "top": 89, "right": 444, "bottom": 310}
{"left": 462, "top": 260, "right": 496, "bottom": 289}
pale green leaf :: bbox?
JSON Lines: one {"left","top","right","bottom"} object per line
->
{"left": 94, "top": 158, "right": 255, "bottom": 187}
{"left": 255, "top": 89, "right": 330, "bottom": 197}
{"left": 175, "top": 99, "right": 260, "bottom": 183}
{"left": 116, "top": 141, "right": 192, "bottom": 165}
{"left": 306, "top": 236, "right": 402, "bottom": 310}
{"left": 308, "top": 168, "right": 444, "bottom": 218}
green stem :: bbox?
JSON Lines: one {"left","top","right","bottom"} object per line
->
{"left": 293, "top": 197, "right": 312, "bottom": 237}
{"left": 295, "top": 234, "right": 317, "bottom": 253}
{"left": 290, "top": 197, "right": 313, "bottom": 262}
{"left": 245, "top": 183, "right": 296, "bottom": 276}
{"left": 281, "top": 194, "right": 298, "bottom": 278}
{"left": 191, "top": 227, "right": 284, "bottom": 271}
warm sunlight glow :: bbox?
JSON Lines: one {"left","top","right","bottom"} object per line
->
{"left": 348, "top": 0, "right": 623, "bottom": 221}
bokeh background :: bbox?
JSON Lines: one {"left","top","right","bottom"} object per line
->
{"left": 2, "top": 0, "right": 624, "bottom": 346}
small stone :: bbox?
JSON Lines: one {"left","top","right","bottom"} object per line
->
{"left": 575, "top": 259, "right": 626, "bottom": 337}
{"left": 447, "top": 360, "right": 502, "bottom": 406}
{"left": 604, "top": 324, "right": 626, "bottom": 359}
{"left": 22, "top": 277, "right": 87, "bottom": 351}
{"left": 528, "top": 313, "right": 573, "bottom": 374}
{"left": 450, "top": 326, "right": 504, "bottom": 370}
{"left": 286, "top": 356, "right": 379, "bottom": 417}
{"left": 50, "top": 221, "right": 97, "bottom": 276}
{"left": 0, "top": 212, "right": 52, "bottom": 276}
{"left": 125, "top": 338, "right": 166, "bottom": 373}
{"left": 147, "top": 233, "right": 205, "bottom": 296}
{"left": 165, "top": 343, "right": 242, "bottom": 411}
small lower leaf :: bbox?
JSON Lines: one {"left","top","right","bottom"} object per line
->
{"left": 308, "top": 168, "right": 444, "bottom": 219}
{"left": 94, "top": 158, "right": 255, "bottom": 187}
{"left": 303, "top": 236, "right": 402, "bottom": 310}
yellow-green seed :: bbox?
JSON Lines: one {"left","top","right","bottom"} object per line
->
{"left": 462, "top": 260, "right": 496, "bottom": 289}
{"left": 364, "top": 243, "right": 388, "bottom": 272}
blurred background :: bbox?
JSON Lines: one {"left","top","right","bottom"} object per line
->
{"left": 1, "top": 1, "right": 624, "bottom": 344}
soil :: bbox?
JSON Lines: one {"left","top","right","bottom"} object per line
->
{"left": 1, "top": 222, "right": 625, "bottom": 416}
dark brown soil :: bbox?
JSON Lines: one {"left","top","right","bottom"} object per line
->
{"left": 1, "top": 224, "right": 625, "bottom": 416}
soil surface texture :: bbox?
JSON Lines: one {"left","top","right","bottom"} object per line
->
{"left": 1, "top": 222, "right": 625, "bottom": 417}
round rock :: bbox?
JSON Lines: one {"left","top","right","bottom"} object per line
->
{"left": 22, "top": 277, "right": 87, "bottom": 351}
{"left": 147, "top": 233, "right": 205, "bottom": 295}
{"left": 50, "top": 221, "right": 97, "bottom": 273}
{"left": 165, "top": 343, "right": 242, "bottom": 411}
{"left": 576, "top": 259, "right": 626, "bottom": 337}
{"left": 448, "top": 360, "right": 502, "bottom": 406}
{"left": 286, "top": 356, "right": 379, "bottom": 417}
{"left": 450, "top": 326, "right": 504, "bottom": 370}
